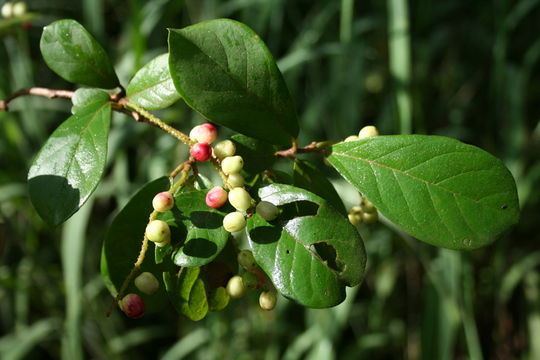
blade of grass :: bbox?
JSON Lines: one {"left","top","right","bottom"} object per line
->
{"left": 387, "top": 0, "right": 412, "bottom": 134}
{"left": 160, "top": 328, "right": 210, "bottom": 360}
{"left": 61, "top": 197, "right": 95, "bottom": 360}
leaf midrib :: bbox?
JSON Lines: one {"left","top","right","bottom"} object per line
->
{"left": 332, "top": 151, "right": 509, "bottom": 211}
{"left": 173, "top": 28, "right": 294, "bottom": 138}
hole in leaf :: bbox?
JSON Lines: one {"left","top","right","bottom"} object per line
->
{"left": 285, "top": 249, "right": 291, "bottom": 254}
{"left": 279, "top": 201, "right": 319, "bottom": 221}
{"left": 309, "top": 241, "right": 344, "bottom": 273}
{"left": 501, "top": 204, "right": 508, "bottom": 209}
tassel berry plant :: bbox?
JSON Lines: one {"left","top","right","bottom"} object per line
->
{"left": 0, "top": 18, "right": 520, "bottom": 320}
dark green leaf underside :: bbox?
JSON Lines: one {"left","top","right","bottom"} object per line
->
{"left": 28, "top": 101, "right": 111, "bottom": 225}
{"left": 327, "top": 135, "right": 520, "bottom": 250}
{"left": 293, "top": 159, "right": 347, "bottom": 215}
{"left": 246, "top": 184, "right": 366, "bottom": 308}
{"left": 127, "top": 53, "right": 181, "bottom": 110}
{"left": 101, "top": 177, "right": 170, "bottom": 313}
{"left": 40, "top": 19, "right": 119, "bottom": 88}
{"left": 168, "top": 18, "right": 298, "bottom": 145}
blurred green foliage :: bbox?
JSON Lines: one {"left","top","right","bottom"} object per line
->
{"left": 1, "top": 0, "right": 539, "bottom": 359}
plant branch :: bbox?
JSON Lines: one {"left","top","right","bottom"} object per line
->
{"left": 0, "top": 87, "right": 75, "bottom": 111}
{"left": 120, "top": 99, "right": 194, "bottom": 146}
{"left": 274, "top": 140, "right": 333, "bottom": 158}
{"left": 107, "top": 162, "right": 194, "bottom": 317}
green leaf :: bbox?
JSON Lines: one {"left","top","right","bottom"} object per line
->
{"left": 40, "top": 19, "right": 119, "bottom": 88}
{"left": 28, "top": 101, "right": 111, "bottom": 226}
{"left": 157, "top": 190, "right": 230, "bottom": 267}
{"left": 71, "top": 88, "right": 109, "bottom": 114}
{"left": 327, "top": 135, "right": 520, "bottom": 250}
{"left": 100, "top": 177, "right": 171, "bottom": 313}
{"left": 231, "top": 135, "right": 276, "bottom": 174}
{"left": 126, "top": 53, "right": 181, "bottom": 110}
{"left": 164, "top": 267, "right": 208, "bottom": 321}
{"left": 207, "top": 287, "right": 230, "bottom": 311}
{"left": 168, "top": 19, "right": 299, "bottom": 145}
{"left": 246, "top": 184, "right": 366, "bottom": 308}
{"left": 293, "top": 159, "right": 347, "bottom": 215}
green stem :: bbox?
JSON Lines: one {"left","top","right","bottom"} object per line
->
{"left": 106, "top": 163, "right": 193, "bottom": 316}
{"left": 122, "top": 100, "right": 194, "bottom": 146}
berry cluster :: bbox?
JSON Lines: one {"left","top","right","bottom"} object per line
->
{"left": 348, "top": 195, "right": 379, "bottom": 227}
{"left": 225, "top": 250, "right": 278, "bottom": 311}
{"left": 343, "top": 124, "right": 379, "bottom": 142}
{"left": 120, "top": 271, "right": 160, "bottom": 318}
{"left": 119, "top": 123, "right": 284, "bottom": 317}
{"left": 1, "top": 1, "right": 26, "bottom": 18}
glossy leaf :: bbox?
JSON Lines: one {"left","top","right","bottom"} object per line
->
{"left": 40, "top": 19, "right": 119, "bottom": 88}
{"left": 168, "top": 19, "right": 299, "bottom": 145}
{"left": 293, "top": 159, "right": 347, "bottom": 215}
{"left": 28, "top": 101, "right": 111, "bottom": 225}
{"left": 164, "top": 267, "right": 208, "bottom": 321}
{"left": 246, "top": 184, "right": 366, "bottom": 308}
{"left": 231, "top": 135, "right": 276, "bottom": 174}
{"left": 126, "top": 53, "right": 181, "bottom": 110}
{"left": 157, "top": 190, "right": 230, "bottom": 268}
{"left": 71, "top": 88, "right": 109, "bottom": 114}
{"left": 100, "top": 177, "right": 171, "bottom": 313}
{"left": 327, "top": 135, "right": 520, "bottom": 250}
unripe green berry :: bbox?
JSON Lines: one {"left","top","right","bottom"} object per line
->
{"left": 145, "top": 220, "right": 170, "bottom": 243}
{"left": 348, "top": 213, "right": 362, "bottom": 227}
{"left": 237, "top": 250, "right": 258, "bottom": 271}
{"left": 242, "top": 272, "right": 258, "bottom": 290}
{"left": 120, "top": 293, "right": 145, "bottom": 318}
{"left": 259, "top": 290, "right": 277, "bottom": 311}
{"left": 12, "top": 1, "right": 26, "bottom": 17}
{"left": 152, "top": 191, "right": 174, "bottom": 212}
{"left": 358, "top": 125, "right": 379, "bottom": 139}
{"left": 1, "top": 2, "right": 13, "bottom": 18}
{"left": 350, "top": 205, "right": 363, "bottom": 215}
{"left": 256, "top": 201, "right": 279, "bottom": 221}
{"left": 361, "top": 197, "right": 376, "bottom": 213}
{"left": 228, "top": 187, "right": 252, "bottom": 211}
{"left": 213, "top": 139, "right": 236, "bottom": 159}
{"left": 226, "top": 275, "right": 246, "bottom": 298}
{"left": 221, "top": 155, "right": 244, "bottom": 175}
{"left": 362, "top": 211, "right": 378, "bottom": 224}
{"left": 134, "top": 272, "right": 160, "bottom": 295}
{"left": 227, "top": 173, "right": 245, "bottom": 188}
{"left": 344, "top": 135, "right": 359, "bottom": 142}
{"left": 223, "top": 212, "right": 246, "bottom": 233}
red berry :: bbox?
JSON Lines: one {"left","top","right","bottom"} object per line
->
{"left": 206, "top": 186, "right": 228, "bottom": 209}
{"left": 190, "top": 142, "right": 212, "bottom": 162}
{"left": 120, "top": 293, "right": 145, "bottom": 318}
{"left": 189, "top": 123, "right": 218, "bottom": 144}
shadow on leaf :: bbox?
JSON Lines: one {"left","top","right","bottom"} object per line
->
{"left": 190, "top": 211, "right": 223, "bottom": 229}
{"left": 249, "top": 225, "right": 281, "bottom": 245}
{"left": 28, "top": 174, "right": 80, "bottom": 226}
{"left": 181, "top": 237, "right": 218, "bottom": 258}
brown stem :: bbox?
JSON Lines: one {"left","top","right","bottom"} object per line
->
{"left": 0, "top": 87, "right": 75, "bottom": 111}
{"left": 274, "top": 141, "right": 333, "bottom": 158}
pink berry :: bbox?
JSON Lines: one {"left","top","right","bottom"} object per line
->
{"left": 189, "top": 123, "right": 217, "bottom": 144}
{"left": 206, "top": 186, "right": 228, "bottom": 209}
{"left": 152, "top": 191, "right": 174, "bottom": 212}
{"left": 120, "top": 293, "right": 145, "bottom": 318}
{"left": 190, "top": 142, "right": 212, "bottom": 162}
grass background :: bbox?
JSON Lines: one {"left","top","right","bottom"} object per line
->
{"left": 1, "top": 0, "right": 539, "bottom": 359}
